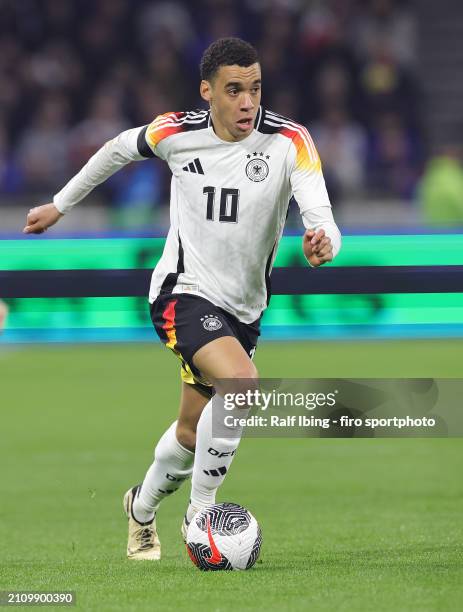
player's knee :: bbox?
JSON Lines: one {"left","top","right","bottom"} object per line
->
{"left": 216, "top": 362, "right": 258, "bottom": 407}
{"left": 230, "top": 361, "right": 258, "bottom": 381}
{"left": 175, "top": 425, "right": 196, "bottom": 452}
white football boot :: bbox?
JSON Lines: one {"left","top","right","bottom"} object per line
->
{"left": 123, "top": 485, "right": 161, "bottom": 560}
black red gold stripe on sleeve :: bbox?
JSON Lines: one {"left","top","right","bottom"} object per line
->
{"left": 279, "top": 126, "right": 321, "bottom": 173}
{"left": 146, "top": 112, "right": 186, "bottom": 149}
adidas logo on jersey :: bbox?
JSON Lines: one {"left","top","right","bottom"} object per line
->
{"left": 182, "top": 158, "right": 204, "bottom": 174}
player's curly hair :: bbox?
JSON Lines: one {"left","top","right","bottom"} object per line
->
{"left": 200, "top": 37, "right": 259, "bottom": 81}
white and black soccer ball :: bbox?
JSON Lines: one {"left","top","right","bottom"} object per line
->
{"left": 186, "top": 502, "right": 262, "bottom": 571}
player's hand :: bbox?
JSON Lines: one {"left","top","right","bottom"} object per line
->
{"left": 302, "top": 229, "right": 333, "bottom": 267}
{"left": 23, "top": 203, "right": 63, "bottom": 234}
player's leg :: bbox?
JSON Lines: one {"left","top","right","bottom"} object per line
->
{"left": 176, "top": 381, "right": 210, "bottom": 451}
{"left": 183, "top": 336, "right": 257, "bottom": 536}
{"left": 125, "top": 382, "right": 207, "bottom": 560}
{"left": 145, "top": 292, "right": 259, "bottom": 539}
{"left": 134, "top": 382, "right": 207, "bottom": 520}
{"left": 194, "top": 335, "right": 258, "bottom": 383}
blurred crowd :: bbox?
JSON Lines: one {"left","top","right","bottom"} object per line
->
{"left": 0, "top": 0, "right": 453, "bottom": 226}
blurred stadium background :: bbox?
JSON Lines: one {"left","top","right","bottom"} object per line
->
{"left": 0, "top": 2, "right": 462, "bottom": 609}
{"left": 1, "top": 0, "right": 462, "bottom": 228}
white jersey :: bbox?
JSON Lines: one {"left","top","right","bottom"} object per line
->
{"left": 53, "top": 106, "right": 341, "bottom": 324}
{"left": 142, "top": 107, "right": 338, "bottom": 323}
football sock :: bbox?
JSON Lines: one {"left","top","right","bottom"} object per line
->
{"left": 189, "top": 394, "right": 247, "bottom": 516}
{"left": 133, "top": 421, "right": 194, "bottom": 524}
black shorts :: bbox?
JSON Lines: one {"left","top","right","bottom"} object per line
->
{"left": 150, "top": 293, "right": 260, "bottom": 398}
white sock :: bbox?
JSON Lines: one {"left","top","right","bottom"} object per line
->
{"left": 188, "top": 395, "right": 246, "bottom": 520}
{"left": 133, "top": 421, "right": 194, "bottom": 523}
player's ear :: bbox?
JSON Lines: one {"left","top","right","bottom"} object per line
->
{"left": 200, "top": 80, "right": 212, "bottom": 103}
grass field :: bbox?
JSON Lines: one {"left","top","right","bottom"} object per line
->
{"left": 1, "top": 340, "right": 462, "bottom": 611}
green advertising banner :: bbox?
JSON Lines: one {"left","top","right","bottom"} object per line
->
{"left": 1, "top": 235, "right": 462, "bottom": 342}
{"left": 1, "top": 235, "right": 463, "bottom": 270}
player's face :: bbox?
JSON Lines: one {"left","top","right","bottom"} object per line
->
{"left": 200, "top": 63, "right": 262, "bottom": 142}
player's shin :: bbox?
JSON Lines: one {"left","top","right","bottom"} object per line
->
{"left": 188, "top": 394, "right": 248, "bottom": 521}
{"left": 133, "top": 420, "right": 194, "bottom": 523}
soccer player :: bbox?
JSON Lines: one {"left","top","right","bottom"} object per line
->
{"left": 23, "top": 38, "right": 341, "bottom": 560}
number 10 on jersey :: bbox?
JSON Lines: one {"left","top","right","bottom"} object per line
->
{"left": 203, "top": 187, "right": 240, "bottom": 223}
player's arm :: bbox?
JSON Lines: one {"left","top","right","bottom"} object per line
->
{"left": 286, "top": 126, "right": 341, "bottom": 267}
{"left": 23, "top": 125, "right": 156, "bottom": 234}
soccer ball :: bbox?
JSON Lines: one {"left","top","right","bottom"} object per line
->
{"left": 186, "top": 502, "right": 262, "bottom": 571}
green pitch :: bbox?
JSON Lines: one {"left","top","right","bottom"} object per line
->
{"left": 1, "top": 341, "right": 462, "bottom": 611}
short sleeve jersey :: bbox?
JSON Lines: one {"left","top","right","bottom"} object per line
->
{"left": 140, "top": 107, "right": 331, "bottom": 324}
